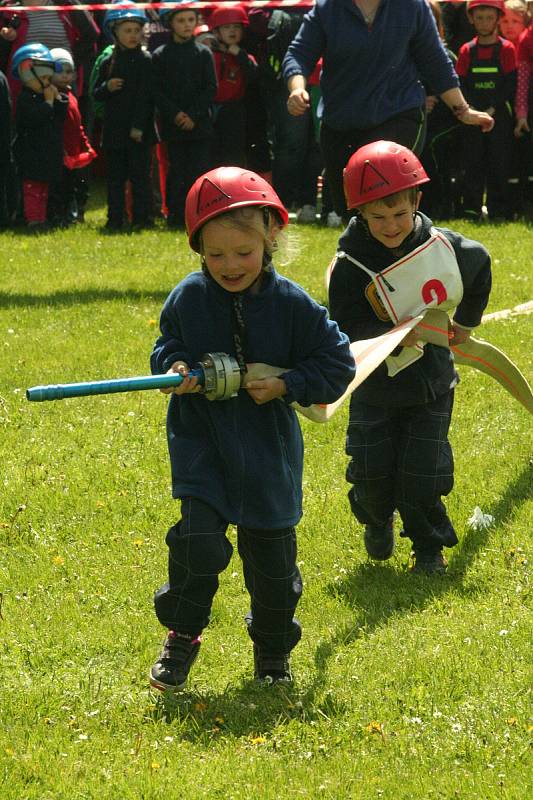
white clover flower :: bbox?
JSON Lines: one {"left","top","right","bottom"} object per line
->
{"left": 467, "top": 507, "right": 494, "bottom": 531}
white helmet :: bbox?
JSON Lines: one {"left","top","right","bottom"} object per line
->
{"left": 50, "top": 48, "right": 75, "bottom": 73}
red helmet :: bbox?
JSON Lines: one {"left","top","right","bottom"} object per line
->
{"left": 185, "top": 167, "right": 289, "bottom": 250}
{"left": 208, "top": 5, "right": 249, "bottom": 30}
{"left": 467, "top": 0, "right": 505, "bottom": 14}
{"left": 343, "top": 140, "right": 429, "bottom": 209}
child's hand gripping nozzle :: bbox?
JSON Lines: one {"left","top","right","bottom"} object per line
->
{"left": 26, "top": 353, "right": 242, "bottom": 403}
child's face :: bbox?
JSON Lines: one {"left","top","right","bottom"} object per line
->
{"left": 115, "top": 20, "right": 143, "bottom": 49}
{"left": 499, "top": 9, "right": 526, "bottom": 43}
{"left": 217, "top": 23, "right": 244, "bottom": 47}
{"left": 25, "top": 72, "right": 52, "bottom": 93}
{"left": 469, "top": 8, "right": 501, "bottom": 36}
{"left": 170, "top": 11, "right": 197, "bottom": 42}
{"left": 201, "top": 217, "right": 266, "bottom": 293}
{"left": 52, "top": 67, "right": 75, "bottom": 90}
{"left": 359, "top": 196, "right": 419, "bottom": 249}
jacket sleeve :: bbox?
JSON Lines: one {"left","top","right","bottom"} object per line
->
{"left": 152, "top": 49, "right": 181, "bottom": 122}
{"left": 187, "top": 48, "right": 217, "bottom": 122}
{"left": 151, "top": 289, "right": 193, "bottom": 375}
{"left": 16, "top": 93, "right": 55, "bottom": 128}
{"left": 91, "top": 55, "right": 112, "bottom": 102}
{"left": 447, "top": 232, "right": 492, "bottom": 329}
{"left": 328, "top": 256, "right": 393, "bottom": 343}
{"left": 282, "top": 6, "right": 324, "bottom": 81}
{"left": 131, "top": 52, "right": 154, "bottom": 132}
{"left": 280, "top": 290, "right": 356, "bottom": 407}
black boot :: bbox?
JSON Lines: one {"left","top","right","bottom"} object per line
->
{"left": 149, "top": 630, "right": 202, "bottom": 692}
{"left": 364, "top": 516, "right": 394, "bottom": 560}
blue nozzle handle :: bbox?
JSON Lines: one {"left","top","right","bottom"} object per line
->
{"left": 26, "top": 368, "right": 204, "bottom": 402}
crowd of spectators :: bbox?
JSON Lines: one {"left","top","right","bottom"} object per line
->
{"left": 0, "top": 0, "right": 532, "bottom": 231}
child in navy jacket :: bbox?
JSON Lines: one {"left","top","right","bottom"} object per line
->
{"left": 152, "top": 1, "right": 216, "bottom": 228}
{"left": 328, "top": 141, "right": 492, "bottom": 575}
{"left": 13, "top": 43, "right": 68, "bottom": 231}
{"left": 92, "top": 4, "right": 154, "bottom": 230}
{"left": 149, "top": 167, "right": 356, "bottom": 691}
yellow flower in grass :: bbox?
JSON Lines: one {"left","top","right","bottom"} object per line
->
{"left": 53, "top": 555, "right": 65, "bottom": 566}
{"left": 365, "top": 721, "right": 383, "bottom": 734}
{"left": 251, "top": 736, "right": 266, "bottom": 746}
{"left": 194, "top": 702, "right": 207, "bottom": 712}
{"left": 133, "top": 539, "right": 144, "bottom": 548}
{"left": 151, "top": 761, "right": 161, "bottom": 770}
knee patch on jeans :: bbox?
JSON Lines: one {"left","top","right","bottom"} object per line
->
{"left": 166, "top": 524, "right": 233, "bottom": 577}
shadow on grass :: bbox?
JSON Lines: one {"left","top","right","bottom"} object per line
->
{"left": 0, "top": 287, "right": 170, "bottom": 309}
{"left": 147, "top": 677, "right": 344, "bottom": 741}
{"left": 144, "top": 462, "right": 531, "bottom": 742}
{"left": 310, "top": 459, "right": 532, "bottom": 694}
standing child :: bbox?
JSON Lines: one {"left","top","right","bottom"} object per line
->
{"left": 513, "top": 5, "right": 533, "bottom": 215}
{"left": 153, "top": 0, "right": 216, "bottom": 228}
{"left": 92, "top": 2, "right": 154, "bottom": 230}
{"left": 12, "top": 43, "right": 68, "bottom": 231}
{"left": 0, "top": 66, "right": 13, "bottom": 227}
{"left": 208, "top": 4, "right": 256, "bottom": 167}
{"left": 328, "top": 141, "right": 492, "bottom": 574}
{"left": 149, "top": 167, "right": 356, "bottom": 690}
{"left": 48, "top": 48, "right": 96, "bottom": 226}
{"left": 456, "top": 0, "right": 517, "bottom": 219}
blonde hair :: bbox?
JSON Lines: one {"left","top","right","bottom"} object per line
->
{"left": 503, "top": 0, "right": 529, "bottom": 19}
{"left": 199, "top": 207, "right": 283, "bottom": 264}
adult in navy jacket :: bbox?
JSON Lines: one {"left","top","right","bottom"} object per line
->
{"left": 282, "top": 0, "right": 494, "bottom": 220}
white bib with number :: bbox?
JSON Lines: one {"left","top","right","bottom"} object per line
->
{"left": 337, "top": 229, "right": 464, "bottom": 374}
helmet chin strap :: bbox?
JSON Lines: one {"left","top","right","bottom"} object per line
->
{"left": 30, "top": 65, "right": 47, "bottom": 91}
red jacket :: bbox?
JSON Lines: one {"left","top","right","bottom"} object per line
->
{"left": 62, "top": 88, "right": 96, "bottom": 169}
{"left": 213, "top": 47, "right": 256, "bottom": 104}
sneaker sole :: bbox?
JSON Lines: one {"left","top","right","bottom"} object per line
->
{"left": 149, "top": 671, "right": 188, "bottom": 693}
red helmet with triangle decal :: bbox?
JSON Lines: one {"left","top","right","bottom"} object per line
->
{"left": 185, "top": 167, "right": 289, "bottom": 251}
{"left": 467, "top": 0, "right": 505, "bottom": 14}
{"left": 343, "top": 140, "right": 429, "bottom": 209}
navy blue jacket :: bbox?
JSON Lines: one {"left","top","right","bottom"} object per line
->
{"left": 15, "top": 87, "right": 68, "bottom": 182}
{"left": 329, "top": 213, "right": 492, "bottom": 408}
{"left": 152, "top": 38, "right": 216, "bottom": 142}
{"left": 282, "top": 0, "right": 459, "bottom": 131}
{"left": 151, "top": 267, "right": 356, "bottom": 528}
{"left": 92, "top": 45, "right": 155, "bottom": 148}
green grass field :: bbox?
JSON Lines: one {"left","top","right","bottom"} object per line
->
{"left": 0, "top": 195, "right": 531, "bottom": 799}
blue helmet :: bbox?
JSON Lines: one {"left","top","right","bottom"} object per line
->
{"left": 11, "top": 43, "right": 57, "bottom": 82}
{"left": 103, "top": 1, "right": 147, "bottom": 40}
{"left": 159, "top": 0, "right": 198, "bottom": 29}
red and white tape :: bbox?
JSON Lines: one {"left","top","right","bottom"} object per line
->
{"left": 0, "top": 0, "right": 468, "bottom": 12}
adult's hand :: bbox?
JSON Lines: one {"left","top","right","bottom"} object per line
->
{"left": 287, "top": 88, "right": 310, "bottom": 116}
{"left": 0, "top": 26, "right": 17, "bottom": 42}
{"left": 460, "top": 107, "right": 495, "bottom": 133}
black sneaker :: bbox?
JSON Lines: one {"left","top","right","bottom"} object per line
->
{"left": 253, "top": 645, "right": 292, "bottom": 685}
{"left": 411, "top": 548, "right": 448, "bottom": 575}
{"left": 364, "top": 516, "right": 394, "bottom": 560}
{"left": 149, "top": 630, "right": 201, "bottom": 692}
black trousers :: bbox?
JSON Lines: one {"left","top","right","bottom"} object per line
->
{"left": 461, "top": 111, "right": 514, "bottom": 219}
{"left": 320, "top": 107, "right": 426, "bottom": 220}
{"left": 105, "top": 140, "right": 153, "bottom": 226}
{"left": 154, "top": 497, "right": 302, "bottom": 654}
{"left": 213, "top": 101, "right": 247, "bottom": 167}
{"left": 346, "top": 391, "right": 458, "bottom": 551}
{"left": 166, "top": 139, "right": 212, "bottom": 225}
